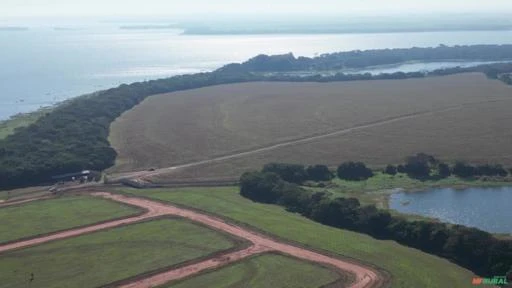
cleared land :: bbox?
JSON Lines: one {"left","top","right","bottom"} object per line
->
{"left": 0, "top": 218, "right": 237, "bottom": 288}
{"left": 109, "top": 73, "right": 512, "bottom": 181}
{"left": 158, "top": 96, "right": 512, "bottom": 181}
{"left": 168, "top": 253, "right": 342, "bottom": 288}
{"left": 93, "top": 192, "right": 378, "bottom": 288}
{"left": 122, "top": 187, "right": 475, "bottom": 288}
{"left": 0, "top": 195, "right": 140, "bottom": 244}
{"left": 0, "top": 192, "right": 376, "bottom": 288}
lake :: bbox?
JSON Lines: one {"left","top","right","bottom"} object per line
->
{"left": 2, "top": 27, "right": 512, "bottom": 120}
{"left": 389, "top": 186, "right": 512, "bottom": 234}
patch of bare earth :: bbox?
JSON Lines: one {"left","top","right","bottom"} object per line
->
{"left": 109, "top": 73, "right": 512, "bottom": 177}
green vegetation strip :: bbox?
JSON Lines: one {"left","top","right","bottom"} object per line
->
{"left": 332, "top": 172, "right": 511, "bottom": 194}
{"left": 0, "top": 195, "right": 141, "bottom": 244}
{"left": 0, "top": 108, "right": 49, "bottom": 140}
{"left": 167, "top": 253, "right": 340, "bottom": 288}
{"left": 124, "top": 187, "right": 475, "bottom": 288}
{"left": 0, "top": 218, "right": 237, "bottom": 288}
{"left": 325, "top": 172, "right": 512, "bottom": 208}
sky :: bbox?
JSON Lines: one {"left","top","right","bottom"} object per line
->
{"left": 0, "top": 0, "right": 512, "bottom": 17}
{"left": 2, "top": 0, "right": 512, "bottom": 18}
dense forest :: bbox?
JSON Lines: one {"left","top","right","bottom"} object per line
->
{"left": 219, "top": 44, "right": 512, "bottom": 72}
{"left": 0, "top": 72, "right": 257, "bottom": 189}
{"left": 240, "top": 160, "right": 512, "bottom": 279}
{"left": 1, "top": 45, "right": 512, "bottom": 190}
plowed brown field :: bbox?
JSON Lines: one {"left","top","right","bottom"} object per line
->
{"left": 108, "top": 73, "right": 512, "bottom": 181}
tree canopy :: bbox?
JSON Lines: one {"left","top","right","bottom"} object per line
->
{"left": 337, "top": 162, "right": 373, "bottom": 181}
{"left": 239, "top": 166, "right": 512, "bottom": 278}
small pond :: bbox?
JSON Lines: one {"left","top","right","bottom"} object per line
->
{"left": 389, "top": 186, "right": 512, "bottom": 234}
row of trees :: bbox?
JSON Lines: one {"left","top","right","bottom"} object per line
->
{"left": 262, "top": 163, "right": 333, "bottom": 183}
{"left": 262, "top": 162, "right": 375, "bottom": 183}
{"left": 240, "top": 169, "right": 512, "bottom": 279}
{"left": 260, "top": 155, "right": 510, "bottom": 186}
{"left": 221, "top": 45, "right": 512, "bottom": 72}
{"left": 384, "top": 153, "right": 510, "bottom": 179}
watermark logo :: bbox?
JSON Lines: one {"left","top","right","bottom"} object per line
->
{"left": 472, "top": 276, "right": 509, "bottom": 285}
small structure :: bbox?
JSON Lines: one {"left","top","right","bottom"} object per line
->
{"left": 51, "top": 170, "right": 91, "bottom": 182}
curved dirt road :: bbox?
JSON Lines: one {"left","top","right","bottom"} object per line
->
{"left": 0, "top": 192, "right": 384, "bottom": 288}
{"left": 95, "top": 192, "right": 383, "bottom": 288}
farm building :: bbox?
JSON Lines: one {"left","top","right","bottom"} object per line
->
{"left": 51, "top": 170, "right": 93, "bottom": 182}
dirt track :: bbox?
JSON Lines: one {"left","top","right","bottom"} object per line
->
{"left": 97, "top": 193, "right": 383, "bottom": 288}
{"left": 0, "top": 202, "right": 160, "bottom": 253}
{"left": 120, "top": 244, "right": 273, "bottom": 288}
{"left": 110, "top": 98, "right": 501, "bottom": 183}
{"left": 0, "top": 196, "right": 53, "bottom": 208}
{"left": 0, "top": 192, "right": 383, "bottom": 288}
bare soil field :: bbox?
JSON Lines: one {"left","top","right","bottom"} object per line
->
{"left": 108, "top": 73, "right": 512, "bottom": 181}
{"left": 151, "top": 97, "right": 512, "bottom": 182}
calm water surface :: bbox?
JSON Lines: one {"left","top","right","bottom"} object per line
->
{"left": 390, "top": 187, "right": 512, "bottom": 234}
{"left": 2, "top": 27, "right": 512, "bottom": 119}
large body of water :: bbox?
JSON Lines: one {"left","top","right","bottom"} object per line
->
{"left": 389, "top": 187, "right": 512, "bottom": 234}
{"left": 2, "top": 27, "right": 512, "bottom": 120}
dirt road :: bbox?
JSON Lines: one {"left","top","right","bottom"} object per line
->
{"left": 0, "top": 196, "right": 53, "bottom": 208}
{"left": 110, "top": 100, "right": 500, "bottom": 182}
{"left": 120, "top": 244, "right": 272, "bottom": 288}
{"left": 0, "top": 192, "right": 384, "bottom": 288}
{"left": 0, "top": 201, "right": 161, "bottom": 253}
{"left": 95, "top": 192, "right": 383, "bottom": 288}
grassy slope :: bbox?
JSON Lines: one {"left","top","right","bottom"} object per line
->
{"left": 0, "top": 109, "right": 49, "bottom": 139}
{"left": 168, "top": 253, "right": 341, "bottom": 288}
{"left": 123, "top": 187, "right": 475, "bottom": 288}
{"left": 0, "top": 195, "right": 141, "bottom": 243}
{"left": 0, "top": 219, "right": 237, "bottom": 288}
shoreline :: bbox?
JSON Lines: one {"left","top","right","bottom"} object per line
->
{"left": 382, "top": 180, "right": 512, "bottom": 236}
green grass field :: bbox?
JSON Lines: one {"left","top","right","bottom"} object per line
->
{"left": 0, "top": 195, "right": 141, "bottom": 244}
{"left": 123, "top": 187, "right": 475, "bottom": 288}
{"left": 0, "top": 108, "right": 49, "bottom": 139}
{"left": 0, "top": 218, "right": 238, "bottom": 288}
{"left": 167, "top": 253, "right": 341, "bottom": 288}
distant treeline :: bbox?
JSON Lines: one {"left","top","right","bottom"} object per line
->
{"left": 240, "top": 160, "right": 512, "bottom": 279}
{"left": 219, "top": 44, "right": 512, "bottom": 72}
{"left": 2, "top": 45, "right": 512, "bottom": 190}
{"left": 383, "top": 153, "right": 510, "bottom": 179}
{"left": 261, "top": 153, "right": 511, "bottom": 184}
